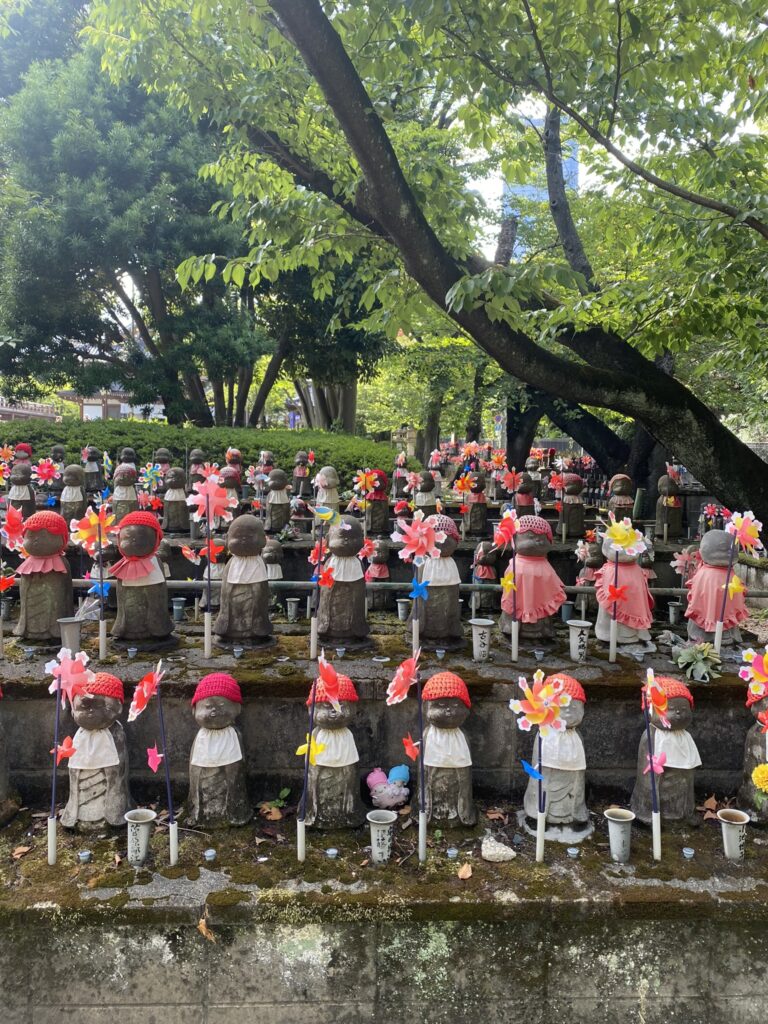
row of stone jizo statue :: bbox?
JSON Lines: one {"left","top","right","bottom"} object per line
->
{"left": 0, "top": 503, "right": 746, "bottom": 653}
{"left": 1, "top": 440, "right": 690, "bottom": 542}
{"left": 3, "top": 666, "right": 766, "bottom": 836}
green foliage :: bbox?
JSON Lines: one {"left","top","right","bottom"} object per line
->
{"left": 674, "top": 642, "right": 722, "bottom": 683}
{"left": 0, "top": 417, "right": 400, "bottom": 483}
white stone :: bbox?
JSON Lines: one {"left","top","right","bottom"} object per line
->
{"left": 481, "top": 835, "right": 517, "bottom": 863}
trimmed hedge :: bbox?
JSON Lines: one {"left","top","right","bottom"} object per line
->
{"left": 0, "top": 418, "right": 406, "bottom": 486}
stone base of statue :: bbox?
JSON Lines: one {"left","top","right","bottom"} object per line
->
{"left": 463, "top": 503, "right": 488, "bottom": 536}
{"left": 265, "top": 502, "right": 291, "bottom": 533}
{"left": 365, "top": 500, "right": 390, "bottom": 535}
{"left": 60, "top": 499, "right": 87, "bottom": 523}
{"left": 214, "top": 578, "right": 274, "bottom": 647}
{"left": 162, "top": 504, "right": 191, "bottom": 535}
{"left": 112, "top": 499, "right": 139, "bottom": 523}
{"left": 422, "top": 766, "right": 476, "bottom": 825}
{"left": 500, "top": 610, "right": 556, "bottom": 641}
{"left": 654, "top": 503, "right": 683, "bottom": 540}
{"left": 304, "top": 763, "right": 366, "bottom": 828}
{"left": 411, "top": 585, "right": 464, "bottom": 650}
{"left": 687, "top": 619, "right": 741, "bottom": 646}
{"left": 317, "top": 578, "right": 371, "bottom": 649}
{"left": 187, "top": 761, "right": 252, "bottom": 828}
{"left": 14, "top": 571, "right": 74, "bottom": 643}
{"left": 559, "top": 503, "right": 585, "bottom": 539}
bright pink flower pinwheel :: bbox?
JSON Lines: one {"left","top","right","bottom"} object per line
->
{"left": 391, "top": 510, "right": 445, "bottom": 563}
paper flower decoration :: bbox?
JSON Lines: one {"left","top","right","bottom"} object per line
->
{"left": 643, "top": 669, "right": 670, "bottom": 728}
{"left": 296, "top": 733, "right": 325, "bottom": 766}
{"left": 354, "top": 469, "right": 377, "bottom": 494}
{"left": 51, "top": 736, "right": 77, "bottom": 765}
{"left": 147, "top": 745, "right": 164, "bottom": 773}
{"left": 186, "top": 477, "right": 238, "bottom": 523}
{"left": 508, "top": 670, "right": 571, "bottom": 735}
{"left": 671, "top": 549, "right": 700, "bottom": 576}
{"left": 402, "top": 733, "right": 420, "bottom": 761}
{"left": 45, "top": 648, "right": 95, "bottom": 709}
{"left": 391, "top": 510, "right": 445, "bottom": 564}
{"left": 644, "top": 752, "right": 667, "bottom": 775}
{"left": 725, "top": 510, "right": 764, "bottom": 554}
{"left": 739, "top": 647, "right": 768, "bottom": 692}
{"left": 70, "top": 505, "right": 116, "bottom": 556}
{"left": 752, "top": 763, "right": 768, "bottom": 794}
{"left": 548, "top": 473, "right": 564, "bottom": 493}
{"left": 1, "top": 504, "right": 24, "bottom": 551}
{"left": 494, "top": 510, "right": 519, "bottom": 550}
{"left": 32, "top": 459, "right": 60, "bottom": 484}
{"left": 128, "top": 661, "right": 164, "bottom": 722}
{"left": 358, "top": 537, "right": 376, "bottom": 560}
{"left": 386, "top": 651, "right": 421, "bottom": 705}
{"left": 603, "top": 512, "right": 646, "bottom": 556}
{"left": 491, "top": 451, "right": 506, "bottom": 469}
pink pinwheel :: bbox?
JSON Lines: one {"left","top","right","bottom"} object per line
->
{"left": 670, "top": 549, "right": 700, "bottom": 577}
{"left": 725, "top": 510, "right": 764, "bottom": 554}
{"left": 128, "top": 661, "right": 164, "bottom": 722}
{"left": 739, "top": 647, "right": 768, "bottom": 693}
{"left": 508, "top": 670, "right": 571, "bottom": 736}
{"left": 358, "top": 537, "right": 376, "bottom": 560}
{"left": 386, "top": 650, "right": 421, "bottom": 706}
{"left": 404, "top": 471, "right": 420, "bottom": 494}
{"left": 45, "top": 648, "right": 95, "bottom": 709}
{"left": 644, "top": 752, "right": 667, "bottom": 775}
{"left": 1, "top": 504, "right": 24, "bottom": 551}
{"left": 181, "top": 544, "right": 201, "bottom": 565}
{"left": 317, "top": 651, "right": 341, "bottom": 713}
{"left": 186, "top": 477, "right": 238, "bottom": 523}
{"left": 391, "top": 510, "right": 445, "bottom": 564}
{"left": 147, "top": 745, "right": 164, "bottom": 773}
{"left": 32, "top": 458, "right": 60, "bottom": 484}
{"left": 493, "top": 510, "right": 519, "bottom": 550}
{"left": 199, "top": 462, "right": 220, "bottom": 479}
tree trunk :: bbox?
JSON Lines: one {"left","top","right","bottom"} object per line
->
{"left": 465, "top": 364, "right": 485, "bottom": 442}
{"left": 226, "top": 375, "right": 235, "bottom": 427}
{"left": 314, "top": 385, "right": 333, "bottom": 429}
{"left": 248, "top": 334, "right": 289, "bottom": 426}
{"left": 533, "top": 392, "right": 630, "bottom": 476}
{"left": 340, "top": 380, "right": 357, "bottom": 434}
{"left": 294, "top": 379, "right": 315, "bottom": 428}
{"left": 211, "top": 378, "right": 227, "bottom": 427}
{"left": 235, "top": 364, "right": 253, "bottom": 427}
{"left": 505, "top": 397, "right": 543, "bottom": 470}
{"left": 420, "top": 394, "right": 443, "bottom": 463}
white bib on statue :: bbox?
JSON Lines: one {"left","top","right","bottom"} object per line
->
{"left": 540, "top": 729, "right": 586, "bottom": 771}
{"left": 651, "top": 728, "right": 702, "bottom": 769}
{"left": 227, "top": 554, "right": 267, "bottom": 584}
{"left": 266, "top": 564, "right": 283, "bottom": 580}
{"left": 164, "top": 488, "right": 187, "bottom": 502}
{"left": 61, "top": 486, "right": 84, "bottom": 502}
{"left": 113, "top": 485, "right": 137, "bottom": 500}
{"left": 415, "top": 492, "right": 433, "bottom": 507}
{"left": 422, "top": 557, "right": 460, "bottom": 587}
{"left": 268, "top": 490, "right": 290, "bottom": 504}
{"left": 190, "top": 726, "right": 242, "bottom": 767}
{"left": 326, "top": 554, "right": 364, "bottom": 582}
{"left": 312, "top": 727, "right": 359, "bottom": 767}
{"left": 317, "top": 487, "right": 339, "bottom": 506}
{"left": 423, "top": 725, "right": 472, "bottom": 768}
{"left": 8, "top": 485, "right": 30, "bottom": 500}
{"left": 68, "top": 728, "right": 119, "bottom": 770}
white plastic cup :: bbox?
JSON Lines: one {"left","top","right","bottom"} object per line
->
{"left": 367, "top": 809, "right": 397, "bottom": 864}
{"left": 396, "top": 599, "right": 411, "bottom": 622}
{"left": 469, "top": 617, "right": 494, "bottom": 662}
{"left": 567, "top": 619, "right": 592, "bottom": 663}
{"left": 717, "top": 808, "right": 749, "bottom": 862}
{"left": 286, "top": 597, "right": 301, "bottom": 622}
{"left": 604, "top": 807, "right": 635, "bottom": 863}
{"left": 668, "top": 600, "right": 682, "bottom": 626}
{"left": 57, "top": 617, "right": 82, "bottom": 652}
{"left": 125, "top": 808, "right": 157, "bottom": 866}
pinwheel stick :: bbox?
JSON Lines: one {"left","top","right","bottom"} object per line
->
{"left": 416, "top": 671, "right": 427, "bottom": 863}
{"left": 714, "top": 535, "right": 737, "bottom": 654}
{"left": 96, "top": 516, "right": 107, "bottom": 660}
{"left": 309, "top": 522, "right": 325, "bottom": 661}
{"left": 48, "top": 678, "right": 63, "bottom": 866}
{"left": 155, "top": 679, "right": 178, "bottom": 865}
{"left": 535, "top": 731, "right": 546, "bottom": 863}
{"left": 297, "top": 679, "right": 317, "bottom": 863}
{"left": 643, "top": 701, "right": 662, "bottom": 860}
{"left": 609, "top": 551, "right": 619, "bottom": 663}
{"left": 510, "top": 548, "right": 519, "bottom": 663}
{"left": 204, "top": 493, "right": 213, "bottom": 658}
{"left": 412, "top": 561, "right": 422, "bottom": 656}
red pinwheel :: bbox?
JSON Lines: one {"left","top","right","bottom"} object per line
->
{"left": 0, "top": 574, "right": 16, "bottom": 592}
{"left": 128, "top": 661, "right": 164, "bottom": 722}
{"left": 147, "top": 745, "right": 164, "bottom": 773}
{"left": 45, "top": 648, "right": 95, "bottom": 709}
{"left": 317, "top": 566, "right": 335, "bottom": 588}
{"left": 494, "top": 511, "right": 519, "bottom": 550}
{"left": 308, "top": 539, "right": 328, "bottom": 566}
{"left": 402, "top": 733, "right": 421, "bottom": 761}
{"left": 181, "top": 544, "right": 201, "bottom": 565}
{"left": 358, "top": 537, "right": 376, "bottom": 560}
{"left": 548, "top": 473, "right": 565, "bottom": 493}
{"left": 51, "top": 736, "right": 77, "bottom": 765}
{"left": 393, "top": 500, "right": 411, "bottom": 515}
{"left": 607, "top": 584, "right": 628, "bottom": 603}
{"left": 33, "top": 458, "right": 60, "bottom": 484}
{"left": 186, "top": 477, "right": 238, "bottom": 523}
{"left": 386, "top": 651, "right": 421, "bottom": 706}
{"left": 317, "top": 651, "right": 341, "bottom": 712}
{"left": 200, "top": 538, "right": 225, "bottom": 564}
{"left": 1, "top": 504, "right": 24, "bottom": 551}
{"left": 503, "top": 469, "right": 523, "bottom": 492}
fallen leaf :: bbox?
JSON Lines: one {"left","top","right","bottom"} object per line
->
{"left": 197, "top": 917, "right": 217, "bottom": 943}
{"left": 359, "top": 859, "right": 369, "bottom": 867}
{"left": 485, "top": 808, "right": 507, "bottom": 821}
{"left": 703, "top": 811, "right": 718, "bottom": 821}
{"left": 253, "top": 837, "right": 266, "bottom": 846}
{"left": 11, "top": 846, "right": 31, "bottom": 860}
{"left": 703, "top": 795, "right": 718, "bottom": 810}
{"left": 114, "top": 853, "right": 122, "bottom": 867}
{"left": 258, "top": 803, "right": 283, "bottom": 821}
{"left": 457, "top": 862, "right": 473, "bottom": 880}
{"left": 398, "top": 805, "right": 412, "bottom": 816}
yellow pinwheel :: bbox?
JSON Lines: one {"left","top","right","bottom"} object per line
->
{"left": 296, "top": 733, "right": 326, "bottom": 766}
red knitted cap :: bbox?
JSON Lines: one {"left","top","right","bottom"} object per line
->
{"left": 192, "top": 673, "right": 242, "bottom": 705}
{"left": 422, "top": 672, "right": 471, "bottom": 708}
{"left": 517, "top": 514, "right": 553, "bottom": 542}
{"left": 372, "top": 469, "right": 389, "bottom": 489}
{"left": 22, "top": 510, "right": 69, "bottom": 543}
{"left": 15, "top": 443, "right": 32, "bottom": 456}
{"left": 653, "top": 675, "right": 694, "bottom": 708}
{"left": 425, "top": 513, "right": 460, "bottom": 541}
{"left": 746, "top": 682, "right": 768, "bottom": 708}
{"left": 85, "top": 673, "right": 125, "bottom": 702}
{"left": 307, "top": 674, "right": 359, "bottom": 705}
{"left": 118, "top": 511, "right": 163, "bottom": 538}
{"left": 546, "top": 673, "right": 586, "bottom": 703}
{"left": 563, "top": 473, "right": 584, "bottom": 487}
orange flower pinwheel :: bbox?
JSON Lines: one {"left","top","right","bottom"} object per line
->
{"left": 70, "top": 504, "right": 116, "bottom": 556}
{"left": 493, "top": 509, "right": 519, "bottom": 550}
{"left": 725, "top": 510, "right": 764, "bottom": 554}
{"left": 453, "top": 473, "right": 473, "bottom": 495}
{"left": 508, "top": 670, "right": 570, "bottom": 735}
{"left": 354, "top": 469, "right": 377, "bottom": 495}
{"left": 643, "top": 669, "right": 670, "bottom": 729}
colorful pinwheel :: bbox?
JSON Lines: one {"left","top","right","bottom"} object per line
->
{"left": 139, "top": 463, "right": 163, "bottom": 490}
{"left": 603, "top": 512, "right": 647, "bottom": 556}
{"left": 386, "top": 651, "right": 421, "bottom": 705}
{"left": 739, "top": 647, "right": 768, "bottom": 699}
{"left": 644, "top": 752, "right": 667, "bottom": 775}
{"left": 308, "top": 539, "right": 328, "bottom": 566}
{"left": 508, "top": 670, "right": 571, "bottom": 735}
{"left": 32, "top": 458, "right": 60, "bottom": 484}
{"left": 503, "top": 469, "right": 523, "bottom": 491}
{"left": 45, "top": 648, "right": 95, "bottom": 709}
{"left": 354, "top": 469, "right": 377, "bottom": 494}
{"left": 725, "top": 511, "right": 764, "bottom": 554}
{"left": 199, "top": 538, "right": 225, "bottom": 564}
{"left": 391, "top": 510, "right": 445, "bottom": 564}
{"left": 69, "top": 504, "right": 116, "bottom": 556}
{"left": 358, "top": 537, "right": 376, "bottom": 560}
{"left": 186, "top": 477, "right": 238, "bottom": 523}
{"left": 453, "top": 473, "right": 473, "bottom": 495}
{"left": 0, "top": 446, "right": 13, "bottom": 463}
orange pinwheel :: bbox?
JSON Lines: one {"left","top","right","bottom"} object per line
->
{"left": 643, "top": 669, "right": 670, "bottom": 729}
{"left": 508, "top": 670, "right": 571, "bottom": 736}
{"left": 491, "top": 451, "right": 506, "bottom": 469}
{"left": 453, "top": 473, "right": 473, "bottom": 495}
{"left": 494, "top": 510, "right": 519, "bottom": 550}
{"left": 403, "top": 733, "right": 421, "bottom": 761}
{"left": 51, "top": 735, "right": 77, "bottom": 765}
{"left": 0, "top": 445, "right": 13, "bottom": 462}
{"left": 70, "top": 504, "right": 116, "bottom": 556}
{"left": 386, "top": 650, "right": 421, "bottom": 706}
{"left": 354, "top": 469, "right": 377, "bottom": 494}
{"left": 317, "top": 651, "right": 341, "bottom": 712}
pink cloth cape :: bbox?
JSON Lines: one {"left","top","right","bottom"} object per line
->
{"left": 365, "top": 563, "right": 390, "bottom": 581}
{"left": 516, "top": 494, "right": 535, "bottom": 507}
{"left": 500, "top": 554, "right": 565, "bottom": 622}
{"left": 577, "top": 567, "right": 597, "bottom": 583}
{"left": 594, "top": 561, "right": 654, "bottom": 630}
{"left": 17, "top": 554, "right": 68, "bottom": 574}
{"left": 473, "top": 565, "right": 496, "bottom": 580}
{"left": 685, "top": 563, "right": 748, "bottom": 631}
{"left": 109, "top": 555, "right": 157, "bottom": 581}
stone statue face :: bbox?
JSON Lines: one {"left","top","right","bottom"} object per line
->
{"left": 517, "top": 473, "right": 534, "bottom": 494}
{"left": 517, "top": 529, "right": 551, "bottom": 557}
{"left": 86, "top": 446, "right": 100, "bottom": 461}
{"left": 585, "top": 542, "right": 603, "bottom": 568}
{"left": 612, "top": 476, "right": 632, "bottom": 496}
{"left": 194, "top": 696, "right": 241, "bottom": 730}
{"left": 262, "top": 539, "right": 283, "bottom": 565}
{"left": 425, "top": 697, "right": 469, "bottom": 729}
{"left": 659, "top": 475, "right": 680, "bottom": 496}
{"left": 565, "top": 478, "right": 584, "bottom": 496}
{"left": 268, "top": 469, "right": 288, "bottom": 491}
{"left": 72, "top": 692, "right": 122, "bottom": 731}
{"left": 227, "top": 515, "right": 266, "bottom": 557}
{"left": 120, "top": 448, "right": 137, "bottom": 463}
{"left": 525, "top": 457, "right": 539, "bottom": 472}
{"left": 699, "top": 529, "right": 732, "bottom": 566}
{"left": 751, "top": 696, "right": 768, "bottom": 721}
{"left": 155, "top": 448, "right": 172, "bottom": 464}
{"left": 294, "top": 452, "right": 308, "bottom": 467}
{"left": 118, "top": 524, "right": 158, "bottom": 558}
{"left": 560, "top": 700, "right": 585, "bottom": 728}
{"left": 470, "top": 472, "right": 486, "bottom": 494}
{"left": 62, "top": 465, "right": 84, "bottom": 487}
{"left": 166, "top": 467, "right": 185, "bottom": 489}
{"left": 23, "top": 527, "right": 65, "bottom": 557}
{"left": 9, "top": 463, "right": 31, "bottom": 485}
{"left": 435, "top": 534, "right": 458, "bottom": 558}
{"left": 418, "top": 471, "right": 435, "bottom": 493}
{"left": 371, "top": 540, "right": 389, "bottom": 563}
{"left": 189, "top": 449, "right": 206, "bottom": 463}
{"left": 653, "top": 696, "right": 692, "bottom": 731}
{"left": 314, "top": 700, "right": 355, "bottom": 729}
{"left": 51, "top": 445, "right": 66, "bottom": 461}
{"left": 328, "top": 517, "right": 363, "bottom": 557}
{"left": 317, "top": 466, "right": 339, "bottom": 488}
